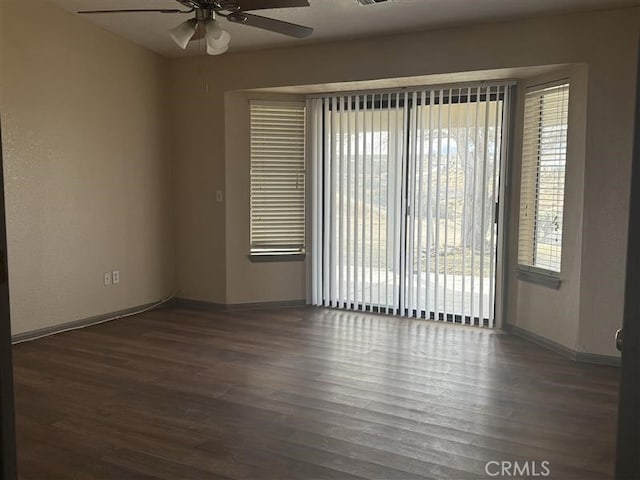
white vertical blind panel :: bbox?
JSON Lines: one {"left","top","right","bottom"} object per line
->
{"left": 309, "top": 98, "right": 321, "bottom": 305}
{"left": 461, "top": 89, "right": 470, "bottom": 321}
{"left": 445, "top": 88, "right": 462, "bottom": 318}
{"left": 479, "top": 92, "right": 490, "bottom": 324}
{"left": 393, "top": 92, "right": 404, "bottom": 313}
{"left": 424, "top": 90, "right": 435, "bottom": 318}
{"left": 406, "top": 91, "right": 417, "bottom": 316}
{"left": 415, "top": 91, "right": 426, "bottom": 317}
{"left": 353, "top": 98, "right": 360, "bottom": 308}
{"left": 346, "top": 96, "right": 353, "bottom": 307}
{"left": 399, "top": 92, "right": 409, "bottom": 315}
{"left": 434, "top": 89, "right": 443, "bottom": 319}
{"left": 443, "top": 91, "right": 451, "bottom": 318}
{"left": 330, "top": 96, "right": 339, "bottom": 306}
{"left": 336, "top": 97, "right": 344, "bottom": 307}
{"left": 384, "top": 94, "right": 391, "bottom": 312}
{"left": 322, "top": 99, "right": 331, "bottom": 306}
{"left": 360, "top": 97, "right": 367, "bottom": 308}
{"left": 470, "top": 89, "right": 479, "bottom": 322}
{"left": 365, "top": 95, "right": 379, "bottom": 305}
{"left": 377, "top": 105, "right": 383, "bottom": 309}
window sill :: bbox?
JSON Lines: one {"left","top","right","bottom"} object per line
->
{"left": 517, "top": 266, "right": 562, "bottom": 289}
{"left": 249, "top": 253, "right": 306, "bottom": 263}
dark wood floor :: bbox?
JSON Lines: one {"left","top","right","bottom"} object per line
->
{"left": 12, "top": 306, "right": 619, "bottom": 479}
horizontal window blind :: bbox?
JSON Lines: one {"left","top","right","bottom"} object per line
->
{"left": 518, "top": 83, "right": 570, "bottom": 273}
{"left": 250, "top": 101, "right": 306, "bottom": 255}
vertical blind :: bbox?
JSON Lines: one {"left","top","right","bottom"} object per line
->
{"left": 250, "top": 101, "right": 306, "bottom": 255}
{"left": 518, "top": 83, "right": 569, "bottom": 273}
{"left": 310, "top": 94, "right": 405, "bottom": 311}
{"left": 310, "top": 85, "right": 510, "bottom": 327}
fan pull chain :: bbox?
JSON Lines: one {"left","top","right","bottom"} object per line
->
{"left": 198, "top": 39, "right": 209, "bottom": 95}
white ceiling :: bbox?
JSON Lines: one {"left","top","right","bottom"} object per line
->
{"left": 52, "top": 0, "right": 640, "bottom": 58}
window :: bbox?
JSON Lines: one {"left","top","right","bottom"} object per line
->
{"left": 518, "top": 82, "right": 570, "bottom": 276}
{"left": 250, "top": 101, "right": 306, "bottom": 257}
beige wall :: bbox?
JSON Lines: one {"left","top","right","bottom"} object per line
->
{"left": 169, "top": 7, "right": 639, "bottom": 356}
{"left": 0, "top": 0, "right": 174, "bottom": 335}
{"left": 168, "top": 67, "right": 227, "bottom": 303}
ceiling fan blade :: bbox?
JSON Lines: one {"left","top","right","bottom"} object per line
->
{"left": 78, "top": 8, "right": 191, "bottom": 14}
{"left": 236, "top": 0, "right": 310, "bottom": 11}
{"left": 235, "top": 13, "right": 313, "bottom": 38}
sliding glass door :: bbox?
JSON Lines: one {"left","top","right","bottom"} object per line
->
{"left": 310, "top": 85, "right": 510, "bottom": 327}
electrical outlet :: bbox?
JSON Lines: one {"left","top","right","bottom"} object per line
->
{"left": 103, "top": 272, "right": 112, "bottom": 286}
{"left": 112, "top": 270, "right": 120, "bottom": 284}
{"left": 216, "top": 190, "right": 224, "bottom": 203}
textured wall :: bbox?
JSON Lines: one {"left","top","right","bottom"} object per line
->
{"left": 0, "top": 0, "right": 175, "bottom": 335}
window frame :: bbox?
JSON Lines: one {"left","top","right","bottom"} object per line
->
{"left": 516, "top": 80, "right": 570, "bottom": 287}
{"left": 249, "top": 100, "right": 307, "bottom": 261}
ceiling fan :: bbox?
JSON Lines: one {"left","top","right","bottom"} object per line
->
{"left": 78, "top": 0, "right": 314, "bottom": 55}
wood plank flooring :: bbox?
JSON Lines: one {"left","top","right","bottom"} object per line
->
{"left": 12, "top": 306, "right": 619, "bottom": 479}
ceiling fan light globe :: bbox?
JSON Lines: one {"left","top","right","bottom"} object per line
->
{"left": 169, "top": 19, "right": 197, "bottom": 49}
{"left": 208, "top": 30, "right": 231, "bottom": 49}
{"left": 206, "top": 44, "right": 229, "bottom": 56}
{"left": 205, "top": 20, "right": 231, "bottom": 50}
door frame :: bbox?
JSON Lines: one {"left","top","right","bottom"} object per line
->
{"left": 0, "top": 119, "right": 17, "bottom": 479}
{"left": 615, "top": 34, "right": 640, "bottom": 480}
{"left": 494, "top": 85, "right": 515, "bottom": 330}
